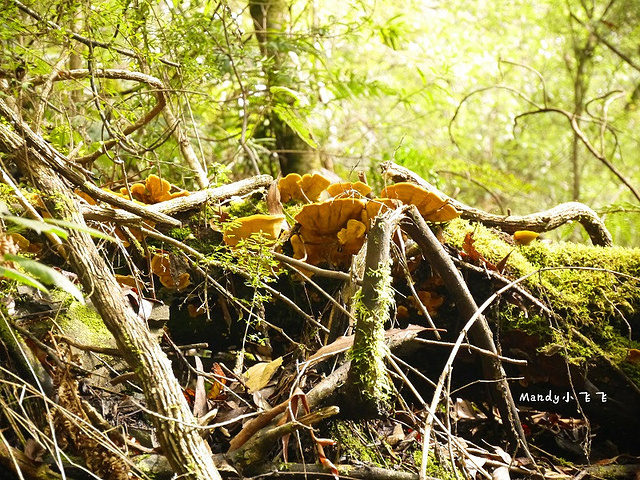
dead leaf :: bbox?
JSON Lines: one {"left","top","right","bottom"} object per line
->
{"left": 387, "top": 423, "right": 405, "bottom": 446}
{"left": 208, "top": 362, "right": 226, "bottom": 400}
{"left": 24, "top": 438, "right": 44, "bottom": 463}
{"left": 461, "top": 231, "right": 497, "bottom": 270}
{"left": 453, "top": 398, "right": 485, "bottom": 420}
{"left": 245, "top": 356, "right": 283, "bottom": 393}
{"left": 306, "top": 325, "right": 428, "bottom": 366}
{"left": 267, "top": 179, "right": 284, "bottom": 215}
{"left": 495, "top": 250, "right": 513, "bottom": 274}
{"left": 193, "top": 356, "right": 208, "bottom": 418}
{"left": 491, "top": 465, "right": 511, "bottom": 480}
{"left": 462, "top": 232, "right": 482, "bottom": 262}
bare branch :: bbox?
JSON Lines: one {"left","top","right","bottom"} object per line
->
{"left": 382, "top": 161, "right": 614, "bottom": 246}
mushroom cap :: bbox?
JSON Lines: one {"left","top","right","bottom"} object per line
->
{"left": 426, "top": 203, "right": 461, "bottom": 222}
{"left": 290, "top": 233, "right": 334, "bottom": 266}
{"left": 298, "top": 173, "right": 331, "bottom": 202}
{"left": 150, "top": 252, "right": 191, "bottom": 290}
{"left": 361, "top": 198, "right": 399, "bottom": 227}
{"left": 291, "top": 198, "right": 368, "bottom": 267}
{"left": 513, "top": 230, "right": 540, "bottom": 245}
{"left": 223, "top": 214, "right": 286, "bottom": 247}
{"left": 278, "top": 173, "right": 303, "bottom": 203}
{"left": 412, "top": 290, "right": 445, "bottom": 316}
{"left": 278, "top": 172, "right": 330, "bottom": 203}
{"left": 294, "top": 198, "right": 367, "bottom": 239}
{"left": 380, "top": 182, "right": 460, "bottom": 222}
{"left": 327, "top": 181, "right": 372, "bottom": 198}
{"left": 122, "top": 174, "right": 189, "bottom": 204}
{"left": 337, "top": 219, "right": 367, "bottom": 255}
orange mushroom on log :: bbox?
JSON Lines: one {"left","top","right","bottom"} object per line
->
{"left": 122, "top": 174, "right": 190, "bottom": 204}
{"left": 150, "top": 252, "right": 191, "bottom": 290}
{"left": 278, "top": 173, "right": 331, "bottom": 203}
{"left": 327, "top": 181, "right": 372, "bottom": 198}
{"left": 223, "top": 214, "right": 286, "bottom": 247}
{"left": 291, "top": 198, "right": 367, "bottom": 267}
{"left": 380, "top": 182, "right": 460, "bottom": 222}
{"left": 513, "top": 230, "right": 540, "bottom": 245}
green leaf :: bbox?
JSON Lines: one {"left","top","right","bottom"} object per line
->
{"left": 0, "top": 265, "right": 49, "bottom": 292}
{"left": 272, "top": 104, "right": 318, "bottom": 149}
{"left": 44, "top": 218, "right": 116, "bottom": 242}
{"left": 4, "top": 216, "right": 68, "bottom": 239}
{"left": 270, "top": 86, "right": 305, "bottom": 107}
{"left": 5, "top": 254, "right": 84, "bottom": 304}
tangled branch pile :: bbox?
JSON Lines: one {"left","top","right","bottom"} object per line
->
{"left": 1, "top": 101, "right": 640, "bottom": 479}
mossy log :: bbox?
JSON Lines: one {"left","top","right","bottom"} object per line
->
{"left": 440, "top": 218, "right": 640, "bottom": 454}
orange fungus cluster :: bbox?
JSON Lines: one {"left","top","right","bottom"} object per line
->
{"left": 223, "top": 173, "right": 461, "bottom": 270}
{"left": 120, "top": 174, "right": 189, "bottom": 204}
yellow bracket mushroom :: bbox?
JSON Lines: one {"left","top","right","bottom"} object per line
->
{"left": 380, "top": 182, "right": 460, "bottom": 222}
{"left": 120, "top": 174, "right": 190, "bottom": 204}
{"left": 278, "top": 173, "right": 330, "bottom": 203}
{"left": 223, "top": 214, "right": 286, "bottom": 247}
{"left": 150, "top": 252, "right": 191, "bottom": 290}
{"left": 327, "top": 181, "right": 372, "bottom": 198}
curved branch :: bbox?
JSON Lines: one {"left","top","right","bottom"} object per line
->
{"left": 381, "top": 161, "right": 614, "bottom": 246}
{"left": 29, "top": 68, "right": 210, "bottom": 188}
{"left": 448, "top": 85, "right": 541, "bottom": 148}
{"left": 31, "top": 69, "right": 166, "bottom": 164}
{"left": 513, "top": 107, "right": 640, "bottom": 203}
{"left": 500, "top": 59, "right": 550, "bottom": 107}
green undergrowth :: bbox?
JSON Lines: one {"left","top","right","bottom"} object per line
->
{"left": 328, "top": 420, "right": 386, "bottom": 466}
{"left": 412, "top": 451, "right": 461, "bottom": 480}
{"left": 444, "top": 219, "right": 640, "bottom": 377}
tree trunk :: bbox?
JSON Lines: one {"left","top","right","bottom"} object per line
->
{"left": 249, "top": 0, "right": 320, "bottom": 175}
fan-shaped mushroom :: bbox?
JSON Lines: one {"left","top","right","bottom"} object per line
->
{"left": 291, "top": 198, "right": 367, "bottom": 267}
{"left": 121, "top": 174, "right": 189, "bottom": 204}
{"left": 294, "top": 198, "right": 367, "bottom": 239}
{"left": 278, "top": 173, "right": 330, "bottom": 203}
{"left": 223, "top": 214, "right": 286, "bottom": 247}
{"left": 380, "top": 182, "right": 460, "bottom": 222}
{"left": 327, "top": 181, "right": 372, "bottom": 198}
{"left": 337, "top": 219, "right": 367, "bottom": 255}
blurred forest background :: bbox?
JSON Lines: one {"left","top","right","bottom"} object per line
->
{"left": 3, "top": 0, "right": 640, "bottom": 244}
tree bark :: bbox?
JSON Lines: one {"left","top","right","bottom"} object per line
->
{"left": 345, "top": 208, "right": 406, "bottom": 416}
{"left": 0, "top": 98, "right": 221, "bottom": 480}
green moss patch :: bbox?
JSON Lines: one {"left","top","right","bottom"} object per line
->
{"left": 443, "top": 219, "right": 640, "bottom": 383}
